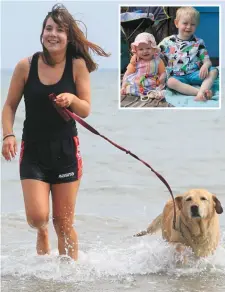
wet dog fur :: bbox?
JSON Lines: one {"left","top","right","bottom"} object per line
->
{"left": 134, "top": 189, "right": 223, "bottom": 257}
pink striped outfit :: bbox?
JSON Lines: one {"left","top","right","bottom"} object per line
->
{"left": 124, "top": 54, "right": 161, "bottom": 96}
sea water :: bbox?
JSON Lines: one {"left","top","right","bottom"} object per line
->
{"left": 1, "top": 69, "right": 225, "bottom": 292}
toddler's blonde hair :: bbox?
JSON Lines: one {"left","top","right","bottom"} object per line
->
{"left": 176, "top": 7, "right": 200, "bottom": 24}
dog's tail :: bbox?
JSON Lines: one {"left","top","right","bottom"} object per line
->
{"left": 134, "top": 214, "right": 162, "bottom": 237}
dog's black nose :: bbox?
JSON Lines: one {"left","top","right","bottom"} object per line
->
{"left": 191, "top": 205, "right": 200, "bottom": 217}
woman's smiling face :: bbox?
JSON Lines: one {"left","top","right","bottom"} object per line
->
{"left": 42, "top": 17, "right": 68, "bottom": 53}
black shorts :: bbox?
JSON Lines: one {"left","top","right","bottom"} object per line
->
{"left": 20, "top": 136, "right": 82, "bottom": 184}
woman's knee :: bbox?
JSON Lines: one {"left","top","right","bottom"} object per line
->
{"left": 53, "top": 216, "right": 74, "bottom": 235}
{"left": 27, "top": 214, "right": 49, "bottom": 229}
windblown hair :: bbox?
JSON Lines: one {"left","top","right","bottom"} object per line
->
{"left": 175, "top": 7, "right": 200, "bottom": 25}
{"left": 40, "top": 4, "right": 110, "bottom": 72}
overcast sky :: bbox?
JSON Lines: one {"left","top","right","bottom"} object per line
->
{"left": 1, "top": 1, "right": 225, "bottom": 70}
{"left": 1, "top": 1, "right": 119, "bottom": 69}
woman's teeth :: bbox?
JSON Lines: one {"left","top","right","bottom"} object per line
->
{"left": 48, "top": 40, "right": 58, "bottom": 44}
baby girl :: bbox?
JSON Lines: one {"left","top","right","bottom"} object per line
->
{"left": 121, "top": 32, "right": 166, "bottom": 100}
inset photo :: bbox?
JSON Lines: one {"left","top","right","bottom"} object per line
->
{"left": 120, "top": 6, "right": 220, "bottom": 109}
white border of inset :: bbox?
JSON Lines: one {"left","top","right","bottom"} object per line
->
{"left": 118, "top": 3, "right": 222, "bottom": 111}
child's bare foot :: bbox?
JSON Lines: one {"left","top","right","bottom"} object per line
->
{"left": 36, "top": 227, "right": 50, "bottom": 255}
{"left": 195, "top": 89, "right": 213, "bottom": 101}
{"left": 204, "top": 89, "right": 213, "bottom": 100}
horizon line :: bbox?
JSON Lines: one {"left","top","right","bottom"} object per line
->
{"left": 0, "top": 67, "right": 118, "bottom": 71}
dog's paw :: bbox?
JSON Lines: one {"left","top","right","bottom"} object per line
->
{"left": 133, "top": 230, "right": 147, "bottom": 237}
{"left": 174, "top": 243, "right": 190, "bottom": 266}
{"left": 175, "top": 243, "right": 186, "bottom": 253}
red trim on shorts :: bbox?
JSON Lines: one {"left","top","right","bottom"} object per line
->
{"left": 73, "top": 136, "right": 83, "bottom": 179}
{"left": 19, "top": 141, "right": 25, "bottom": 165}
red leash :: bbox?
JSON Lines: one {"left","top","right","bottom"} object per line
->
{"left": 49, "top": 93, "right": 177, "bottom": 228}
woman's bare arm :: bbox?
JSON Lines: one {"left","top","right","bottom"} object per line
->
{"left": 55, "top": 58, "right": 91, "bottom": 118}
{"left": 70, "top": 58, "right": 91, "bottom": 118}
{"left": 2, "top": 58, "right": 28, "bottom": 136}
{"left": 1, "top": 58, "right": 29, "bottom": 160}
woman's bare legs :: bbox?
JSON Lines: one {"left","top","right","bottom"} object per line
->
{"left": 21, "top": 179, "right": 50, "bottom": 254}
{"left": 51, "top": 180, "right": 80, "bottom": 261}
{"left": 167, "top": 77, "right": 199, "bottom": 96}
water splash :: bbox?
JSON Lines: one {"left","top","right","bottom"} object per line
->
{"left": 1, "top": 237, "right": 225, "bottom": 284}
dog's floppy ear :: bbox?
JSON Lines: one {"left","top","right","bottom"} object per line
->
{"left": 213, "top": 195, "right": 223, "bottom": 214}
{"left": 175, "top": 196, "right": 183, "bottom": 210}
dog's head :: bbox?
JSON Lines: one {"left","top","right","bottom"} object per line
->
{"left": 175, "top": 189, "right": 223, "bottom": 219}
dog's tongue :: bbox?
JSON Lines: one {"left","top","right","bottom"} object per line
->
{"left": 49, "top": 93, "right": 72, "bottom": 122}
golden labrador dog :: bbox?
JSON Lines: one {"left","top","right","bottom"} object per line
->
{"left": 135, "top": 189, "right": 223, "bottom": 257}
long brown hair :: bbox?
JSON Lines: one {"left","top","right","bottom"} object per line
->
{"left": 40, "top": 3, "right": 110, "bottom": 72}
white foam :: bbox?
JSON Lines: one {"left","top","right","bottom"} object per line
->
{"left": 1, "top": 237, "right": 225, "bottom": 283}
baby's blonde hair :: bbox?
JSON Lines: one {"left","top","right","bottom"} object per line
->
{"left": 176, "top": 7, "right": 200, "bottom": 25}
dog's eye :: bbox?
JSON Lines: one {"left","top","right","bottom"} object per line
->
{"left": 186, "top": 197, "right": 192, "bottom": 201}
{"left": 200, "top": 197, "right": 207, "bottom": 201}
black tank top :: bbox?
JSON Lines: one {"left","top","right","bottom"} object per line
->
{"left": 22, "top": 52, "right": 77, "bottom": 141}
